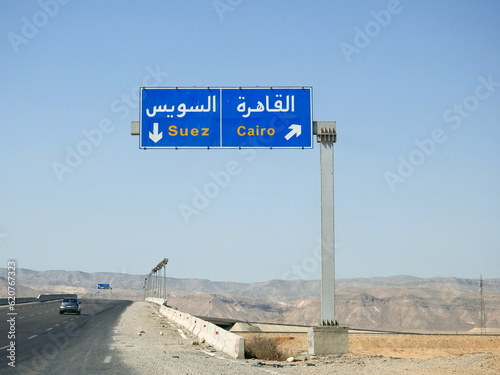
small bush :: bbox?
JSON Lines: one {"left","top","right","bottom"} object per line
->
{"left": 244, "top": 335, "right": 291, "bottom": 361}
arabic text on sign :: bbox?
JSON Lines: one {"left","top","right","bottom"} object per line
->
{"left": 236, "top": 95, "right": 295, "bottom": 117}
{"left": 146, "top": 95, "right": 217, "bottom": 118}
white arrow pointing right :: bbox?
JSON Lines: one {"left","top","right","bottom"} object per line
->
{"left": 285, "top": 124, "right": 302, "bottom": 140}
{"left": 149, "top": 122, "right": 163, "bottom": 143}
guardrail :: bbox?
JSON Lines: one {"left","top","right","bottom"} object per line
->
{"left": 0, "top": 294, "right": 77, "bottom": 306}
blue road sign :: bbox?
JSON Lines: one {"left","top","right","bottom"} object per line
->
{"left": 139, "top": 87, "right": 312, "bottom": 148}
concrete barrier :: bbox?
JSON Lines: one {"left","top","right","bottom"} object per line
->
{"left": 166, "top": 307, "right": 176, "bottom": 321}
{"left": 145, "top": 297, "right": 166, "bottom": 306}
{"left": 38, "top": 294, "right": 77, "bottom": 302}
{"left": 147, "top": 299, "right": 245, "bottom": 359}
{"left": 187, "top": 314, "right": 197, "bottom": 332}
{"left": 223, "top": 330, "right": 244, "bottom": 359}
{"left": 159, "top": 305, "right": 172, "bottom": 320}
{"left": 177, "top": 311, "right": 185, "bottom": 326}
{"left": 178, "top": 312, "right": 191, "bottom": 329}
{"left": 205, "top": 322, "right": 218, "bottom": 347}
{"left": 192, "top": 318, "right": 203, "bottom": 336}
{"left": 198, "top": 321, "right": 209, "bottom": 341}
{"left": 213, "top": 326, "right": 227, "bottom": 352}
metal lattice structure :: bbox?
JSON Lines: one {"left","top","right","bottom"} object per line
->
{"left": 144, "top": 258, "right": 169, "bottom": 301}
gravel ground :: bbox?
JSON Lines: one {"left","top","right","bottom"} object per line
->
{"left": 114, "top": 301, "right": 500, "bottom": 375}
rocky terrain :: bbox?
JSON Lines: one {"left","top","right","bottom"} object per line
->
{"left": 1, "top": 268, "right": 499, "bottom": 333}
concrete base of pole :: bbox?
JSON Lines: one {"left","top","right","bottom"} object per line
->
{"left": 308, "top": 326, "right": 349, "bottom": 356}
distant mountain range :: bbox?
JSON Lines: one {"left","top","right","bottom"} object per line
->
{"left": 1, "top": 269, "right": 499, "bottom": 333}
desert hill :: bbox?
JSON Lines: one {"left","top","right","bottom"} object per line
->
{"left": 1, "top": 269, "right": 498, "bottom": 333}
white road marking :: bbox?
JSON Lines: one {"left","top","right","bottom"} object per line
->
{"left": 27, "top": 335, "right": 38, "bottom": 340}
{"left": 104, "top": 356, "right": 112, "bottom": 363}
{"left": 46, "top": 328, "right": 53, "bottom": 331}
{"left": 0, "top": 345, "right": 9, "bottom": 350}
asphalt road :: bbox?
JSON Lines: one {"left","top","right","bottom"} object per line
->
{"left": 0, "top": 299, "right": 138, "bottom": 374}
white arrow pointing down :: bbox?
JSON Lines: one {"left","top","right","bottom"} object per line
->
{"left": 285, "top": 124, "right": 301, "bottom": 140}
{"left": 149, "top": 122, "right": 163, "bottom": 143}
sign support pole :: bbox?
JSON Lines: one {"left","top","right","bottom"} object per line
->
{"left": 308, "top": 121, "right": 347, "bottom": 356}
{"left": 163, "top": 264, "right": 167, "bottom": 301}
{"left": 315, "top": 121, "right": 337, "bottom": 325}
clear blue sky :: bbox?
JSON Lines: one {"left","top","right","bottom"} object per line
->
{"left": 1, "top": 0, "right": 499, "bottom": 283}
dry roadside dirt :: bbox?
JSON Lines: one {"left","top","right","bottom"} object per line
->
{"left": 350, "top": 333, "right": 500, "bottom": 358}
{"left": 116, "top": 302, "right": 500, "bottom": 375}
{"left": 250, "top": 332, "right": 500, "bottom": 358}
{"left": 238, "top": 331, "right": 500, "bottom": 374}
